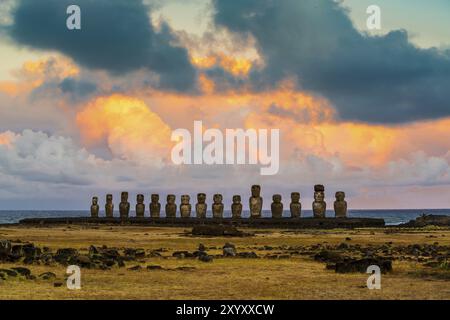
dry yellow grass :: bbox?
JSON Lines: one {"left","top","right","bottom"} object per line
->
{"left": 0, "top": 225, "right": 449, "bottom": 300}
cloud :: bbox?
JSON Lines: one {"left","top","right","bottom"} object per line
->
{"left": 76, "top": 94, "right": 173, "bottom": 165}
{"left": 0, "top": 130, "right": 98, "bottom": 186}
{"left": 58, "top": 77, "right": 97, "bottom": 98}
{"left": 6, "top": 0, "right": 197, "bottom": 91}
{"left": 212, "top": 0, "right": 450, "bottom": 123}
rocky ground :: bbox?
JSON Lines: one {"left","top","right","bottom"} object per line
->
{"left": 0, "top": 224, "right": 449, "bottom": 299}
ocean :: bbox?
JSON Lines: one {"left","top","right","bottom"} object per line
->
{"left": 1, "top": 209, "right": 450, "bottom": 225}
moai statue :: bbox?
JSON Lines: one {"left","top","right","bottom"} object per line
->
{"left": 136, "top": 194, "right": 145, "bottom": 218}
{"left": 271, "top": 194, "right": 283, "bottom": 218}
{"left": 312, "top": 185, "right": 326, "bottom": 218}
{"left": 249, "top": 185, "right": 263, "bottom": 218}
{"left": 165, "top": 194, "right": 177, "bottom": 218}
{"left": 150, "top": 194, "right": 161, "bottom": 218}
{"left": 119, "top": 191, "right": 130, "bottom": 219}
{"left": 290, "top": 192, "right": 302, "bottom": 218}
{"left": 105, "top": 194, "right": 114, "bottom": 218}
{"left": 212, "top": 194, "right": 224, "bottom": 218}
{"left": 180, "top": 195, "right": 192, "bottom": 218}
{"left": 90, "top": 196, "right": 99, "bottom": 218}
{"left": 196, "top": 193, "right": 207, "bottom": 218}
{"left": 334, "top": 191, "right": 348, "bottom": 218}
{"left": 231, "top": 195, "right": 242, "bottom": 219}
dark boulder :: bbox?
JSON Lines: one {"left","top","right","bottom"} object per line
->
{"left": 0, "top": 268, "right": 18, "bottom": 277}
{"left": 147, "top": 265, "right": 163, "bottom": 270}
{"left": 199, "top": 255, "right": 213, "bottom": 262}
{"left": 39, "top": 272, "right": 57, "bottom": 280}
{"left": 54, "top": 248, "right": 79, "bottom": 264}
{"left": 173, "top": 251, "right": 194, "bottom": 259}
{"left": 223, "top": 243, "right": 237, "bottom": 257}
{"left": 76, "top": 255, "right": 94, "bottom": 268}
{"left": 0, "top": 240, "right": 12, "bottom": 259}
{"left": 314, "top": 250, "right": 344, "bottom": 264}
{"left": 192, "top": 225, "right": 248, "bottom": 237}
{"left": 11, "top": 267, "right": 31, "bottom": 276}
{"left": 22, "top": 244, "right": 41, "bottom": 258}
{"left": 237, "top": 252, "right": 258, "bottom": 258}
{"left": 88, "top": 245, "right": 99, "bottom": 255}
{"left": 334, "top": 258, "right": 393, "bottom": 274}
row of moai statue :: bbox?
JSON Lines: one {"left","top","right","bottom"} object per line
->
{"left": 90, "top": 185, "right": 347, "bottom": 218}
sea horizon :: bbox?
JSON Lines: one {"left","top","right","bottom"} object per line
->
{"left": 1, "top": 208, "right": 450, "bottom": 225}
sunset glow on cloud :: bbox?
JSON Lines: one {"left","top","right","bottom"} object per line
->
{"left": 76, "top": 94, "right": 173, "bottom": 164}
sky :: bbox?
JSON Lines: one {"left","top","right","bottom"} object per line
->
{"left": 0, "top": 0, "right": 450, "bottom": 210}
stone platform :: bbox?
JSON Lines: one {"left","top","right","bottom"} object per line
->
{"left": 18, "top": 217, "right": 385, "bottom": 229}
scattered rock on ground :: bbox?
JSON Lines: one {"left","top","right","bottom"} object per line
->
{"left": 39, "top": 272, "right": 56, "bottom": 280}
{"left": 11, "top": 267, "right": 31, "bottom": 276}
{"left": 192, "top": 225, "right": 250, "bottom": 237}
{"left": 223, "top": 243, "right": 236, "bottom": 257}
{"left": 199, "top": 255, "right": 213, "bottom": 263}
{"left": 147, "top": 265, "right": 163, "bottom": 270}
{"left": 127, "top": 265, "right": 142, "bottom": 271}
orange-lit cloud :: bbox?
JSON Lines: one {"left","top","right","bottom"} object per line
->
{"left": 140, "top": 81, "right": 334, "bottom": 130}
{"left": 76, "top": 94, "right": 173, "bottom": 165}
{"left": 0, "top": 131, "right": 14, "bottom": 148}
{"left": 198, "top": 73, "right": 215, "bottom": 94}
{"left": 191, "top": 53, "right": 254, "bottom": 77}
{"left": 246, "top": 110, "right": 450, "bottom": 169}
{"left": 19, "top": 58, "right": 79, "bottom": 78}
{"left": 0, "top": 56, "right": 79, "bottom": 97}
{"left": 191, "top": 56, "right": 217, "bottom": 69}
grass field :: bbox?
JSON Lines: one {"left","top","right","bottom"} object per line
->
{"left": 0, "top": 225, "right": 449, "bottom": 300}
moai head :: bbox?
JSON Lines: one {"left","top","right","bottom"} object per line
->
{"left": 213, "top": 194, "right": 223, "bottom": 204}
{"left": 137, "top": 194, "right": 144, "bottom": 204}
{"left": 335, "top": 191, "right": 345, "bottom": 201}
{"left": 151, "top": 194, "right": 159, "bottom": 203}
{"left": 121, "top": 192, "right": 129, "bottom": 202}
{"left": 314, "top": 191, "right": 325, "bottom": 202}
{"left": 232, "top": 195, "right": 241, "bottom": 204}
{"left": 291, "top": 192, "right": 300, "bottom": 203}
{"left": 167, "top": 194, "right": 176, "bottom": 204}
{"left": 314, "top": 184, "right": 325, "bottom": 192}
{"left": 251, "top": 185, "right": 261, "bottom": 197}
{"left": 197, "top": 193, "right": 206, "bottom": 204}
{"left": 106, "top": 194, "right": 113, "bottom": 203}
{"left": 92, "top": 196, "right": 98, "bottom": 205}
{"left": 273, "top": 194, "right": 282, "bottom": 203}
{"left": 181, "top": 195, "right": 190, "bottom": 204}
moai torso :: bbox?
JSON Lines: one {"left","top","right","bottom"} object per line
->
{"left": 136, "top": 194, "right": 145, "bottom": 218}
{"left": 105, "top": 194, "right": 114, "bottom": 218}
{"left": 196, "top": 193, "right": 207, "bottom": 218}
{"left": 119, "top": 192, "right": 130, "bottom": 219}
{"left": 312, "top": 185, "right": 326, "bottom": 218}
{"left": 231, "top": 195, "right": 242, "bottom": 219}
{"left": 165, "top": 194, "right": 177, "bottom": 218}
{"left": 91, "top": 196, "right": 99, "bottom": 218}
{"left": 180, "top": 195, "right": 192, "bottom": 218}
{"left": 212, "top": 194, "right": 224, "bottom": 218}
{"left": 334, "top": 191, "right": 348, "bottom": 218}
{"left": 249, "top": 185, "right": 263, "bottom": 218}
{"left": 290, "top": 192, "right": 302, "bottom": 218}
{"left": 271, "top": 194, "right": 283, "bottom": 218}
{"left": 150, "top": 194, "right": 161, "bottom": 218}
